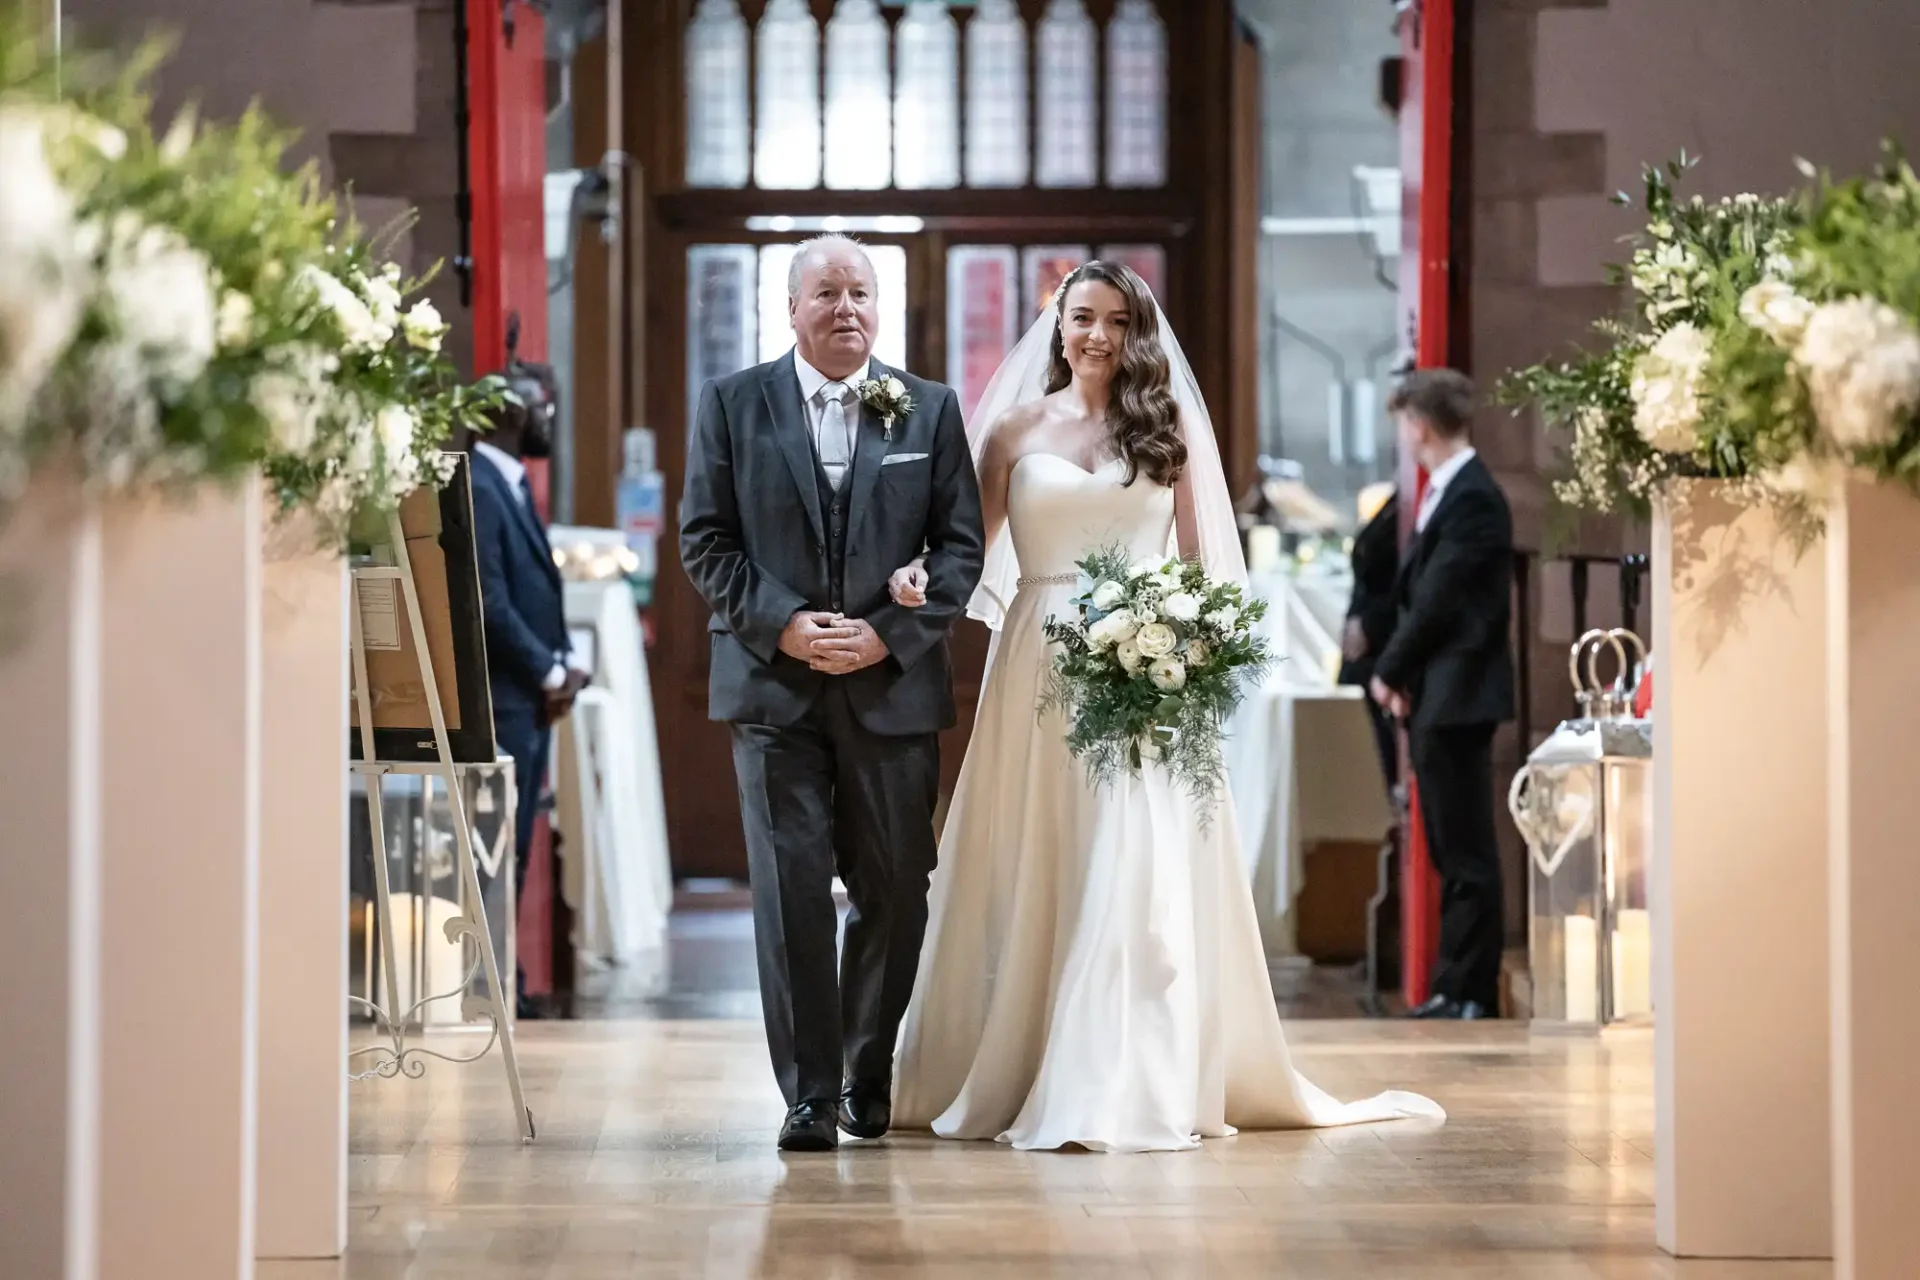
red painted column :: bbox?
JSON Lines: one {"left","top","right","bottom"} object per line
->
{"left": 1394, "top": 0, "right": 1456, "bottom": 1009}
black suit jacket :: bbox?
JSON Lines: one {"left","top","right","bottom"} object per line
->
{"left": 1338, "top": 492, "right": 1400, "bottom": 688}
{"left": 1374, "top": 456, "right": 1515, "bottom": 732}
{"left": 679, "top": 352, "right": 985, "bottom": 735}
{"left": 470, "top": 452, "right": 569, "bottom": 725}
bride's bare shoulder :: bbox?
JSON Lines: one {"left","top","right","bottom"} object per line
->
{"left": 980, "top": 400, "right": 1049, "bottom": 460}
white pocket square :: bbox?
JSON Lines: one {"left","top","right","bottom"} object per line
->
{"left": 881, "top": 452, "right": 929, "bottom": 465}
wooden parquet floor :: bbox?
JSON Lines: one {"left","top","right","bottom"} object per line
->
{"left": 300, "top": 912, "right": 1831, "bottom": 1280}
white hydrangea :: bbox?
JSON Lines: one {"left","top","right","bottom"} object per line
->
{"left": 251, "top": 345, "right": 339, "bottom": 455}
{"left": 301, "top": 266, "right": 386, "bottom": 353}
{"left": 1794, "top": 298, "right": 1920, "bottom": 451}
{"left": 101, "top": 214, "right": 218, "bottom": 393}
{"left": 375, "top": 403, "right": 418, "bottom": 494}
{"left": 1630, "top": 322, "right": 1712, "bottom": 453}
{"left": 1739, "top": 280, "right": 1815, "bottom": 347}
{"left": 0, "top": 106, "right": 89, "bottom": 447}
{"left": 358, "top": 268, "right": 403, "bottom": 338}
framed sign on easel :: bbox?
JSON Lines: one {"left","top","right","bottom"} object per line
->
{"left": 346, "top": 456, "right": 535, "bottom": 1142}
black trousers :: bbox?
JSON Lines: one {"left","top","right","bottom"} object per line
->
{"left": 1408, "top": 722, "right": 1503, "bottom": 1009}
{"left": 731, "top": 683, "right": 941, "bottom": 1106}
{"left": 494, "top": 704, "right": 552, "bottom": 900}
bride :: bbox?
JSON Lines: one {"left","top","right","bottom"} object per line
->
{"left": 884, "top": 261, "right": 1444, "bottom": 1153}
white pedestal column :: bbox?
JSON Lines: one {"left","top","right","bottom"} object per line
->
{"left": 97, "top": 481, "right": 263, "bottom": 1280}
{"left": 254, "top": 532, "right": 348, "bottom": 1260}
{"left": 1825, "top": 478, "right": 1920, "bottom": 1279}
{"left": 0, "top": 479, "right": 103, "bottom": 1280}
{"left": 1651, "top": 485, "right": 1831, "bottom": 1259}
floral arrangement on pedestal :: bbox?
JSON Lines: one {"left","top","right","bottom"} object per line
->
{"left": 0, "top": 16, "right": 501, "bottom": 546}
{"left": 1499, "top": 155, "right": 1808, "bottom": 527}
{"left": 1504, "top": 146, "right": 1920, "bottom": 533}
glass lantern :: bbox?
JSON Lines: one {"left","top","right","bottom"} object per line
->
{"left": 1510, "top": 629, "right": 1653, "bottom": 1026}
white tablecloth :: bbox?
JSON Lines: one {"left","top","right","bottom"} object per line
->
{"left": 552, "top": 580, "right": 672, "bottom": 961}
{"left": 1227, "top": 571, "right": 1392, "bottom": 957}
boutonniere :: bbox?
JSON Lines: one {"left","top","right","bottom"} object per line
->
{"left": 856, "top": 374, "right": 914, "bottom": 440}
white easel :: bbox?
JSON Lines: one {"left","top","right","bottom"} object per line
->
{"left": 346, "top": 510, "right": 536, "bottom": 1142}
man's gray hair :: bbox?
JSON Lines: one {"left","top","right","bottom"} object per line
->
{"left": 787, "top": 232, "right": 875, "bottom": 299}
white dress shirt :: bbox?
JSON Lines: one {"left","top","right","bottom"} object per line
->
{"left": 1415, "top": 445, "right": 1477, "bottom": 534}
{"left": 474, "top": 440, "right": 575, "bottom": 691}
{"left": 794, "top": 350, "right": 869, "bottom": 488}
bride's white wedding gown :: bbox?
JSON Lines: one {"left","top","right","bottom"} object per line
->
{"left": 892, "top": 453, "right": 1445, "bottom": 1153}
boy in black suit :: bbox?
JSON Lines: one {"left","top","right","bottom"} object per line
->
{"left": 1370, "top": 370, "right": 1514, "bottom": 1020}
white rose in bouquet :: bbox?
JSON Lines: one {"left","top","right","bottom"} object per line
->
{"left": 1114, "top": 636, "right": 1144, "bottom": 674}
{"left": 1161, "top": 591, "right": 1201, "bottom": 622}
{"left": 1184, "top": 638, "right": 1211, "bottom": 667}
{"left": 1134, "top": 621, "right": 1178, "bottom": 659}
{"left": 1795, "top": 298, "right": 1920, "bottom": 450}
{"left": 885, "top": 376, "right": 907, "bottom": 399}
{"left": 0, "top": 107, "right": 88, "bottom": 436}
{"left": 401, "top": 298, "right": 446, "bottom": 353}
{"left": 1740, "top": 280, "right": 1815, "bottom": 347}
{"left": 1090, "top": 579, "right": 1126, "bottom": 610}
{"left": 1086, "top": 607, "right": 1140, "bottom": 652}
{"left": 1630, "top": 321, "right": 1712, "bottom": 453}
{"left": 1147, "top": 657, "right": 1187, "bottom": 692}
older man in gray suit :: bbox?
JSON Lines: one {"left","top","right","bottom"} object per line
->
{"left": 680, "top": 235, "right": 985, "bottom": 1152}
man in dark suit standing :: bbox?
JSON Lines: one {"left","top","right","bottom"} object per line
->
{"left": 470, "top": 372, "right": 583, "bottom": 903}
{"left": 1370, "top": 370, "right": 1514, "bottom": 1020}
{"left": 680, "top": 235, "right": 985, "bottom": 1151}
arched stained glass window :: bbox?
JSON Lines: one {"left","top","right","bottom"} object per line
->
{"left": 1035, "top": 0, "right": 1097, "bottom": 189}
{"left": 754, "top": 0, "right": 820, "bottom": 190}
{"left": 965, "top": 0, "right": 1028, "bottom": 188}
{"left": 684, "top": 0, "right": 749, "bottom": 188}
{"left": 893, "top": 3, "right": 960, "bottom": 190}
{"left": 824, "top": 0, "right": 891, "bottom": 190}
{"left": 1105, "top": 0, "right": 1167, "bottom": 188}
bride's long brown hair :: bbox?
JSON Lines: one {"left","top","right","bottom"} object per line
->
{"left": 1045, "top": 261, "right": 1186, "bottom": 488}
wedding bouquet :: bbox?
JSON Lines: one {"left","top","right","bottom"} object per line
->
{"left": 1039, "top": 546, "right": 1272, "bottom": 807}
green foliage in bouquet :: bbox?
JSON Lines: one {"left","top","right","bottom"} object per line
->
{"left": 1039, "top": 546, "right": 1273, "bottom": 814}
{"left": 1499, "top": 155, "right": 1806, "bottom": 522}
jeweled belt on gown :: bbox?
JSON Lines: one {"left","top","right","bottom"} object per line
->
{"left": 1017, "top": 572, "right": 1078, "bottom": 588}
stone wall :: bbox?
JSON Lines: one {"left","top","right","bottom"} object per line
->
{"left": 68, "top": 0, "right": 472, "bottom": 376}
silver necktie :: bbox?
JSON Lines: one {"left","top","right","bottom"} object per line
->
{"left": 818, "top": 381, "right": 852, "bottom": 489}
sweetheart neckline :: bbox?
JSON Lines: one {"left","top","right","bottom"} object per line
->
{"left": 1012, "top": 453, "right": 1125, "bottom": 480}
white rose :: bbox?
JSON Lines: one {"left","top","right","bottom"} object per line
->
{"left": 1184, "top": 638, "right": 1211, "bottom": 667}
{"left": 1740, "top": 280, "right": 1815, "bottom": 347}
{"left": 1147, "top": 657, "right": 1187, "bottom": 692}
{"left": 302, "top": 266, "right": 384, "bottom": 352}
{"left": 1134, "top": 621, "right": 1178, "bottom": 659}
{"left": 1204, "top": 606, "right": 1239, "bottom": 632}
{"left": 1114, "top": 637, "right": 1145, "bottom": 674}
{"left": 885, "top": 376, "right": 906, "bottom": 399}
{"left": 1796, "top": 299, "right": 1920, "bottom": 450}
{"left": 217, "top": 290, "right": 255, "bottom": 350}
{"left": 1161, "top": 591, "right": 1201, "bottom": 622}
{"left": 1086, "top": 608, "right": 1139, "bottom": 652}
{"left": 401, "top": 298, "right": 446, "bottom": 353}
{"left": 1090, "top": 579, "right": 1126, "bottom": 611}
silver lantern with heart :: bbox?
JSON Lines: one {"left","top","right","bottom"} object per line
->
{"left": 1509, "top": 629, "right": 1653, "bottom": 1026}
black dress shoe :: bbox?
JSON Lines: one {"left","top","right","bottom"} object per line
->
{"left": 1407, "top": 994, "right": 1462, "bottom": 1020}
{"left": 837, "top": 1084, "right": 892, "bottom": 1140}
{"left": 778, "top": 1100, "right": 839, "bottom": 1152}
